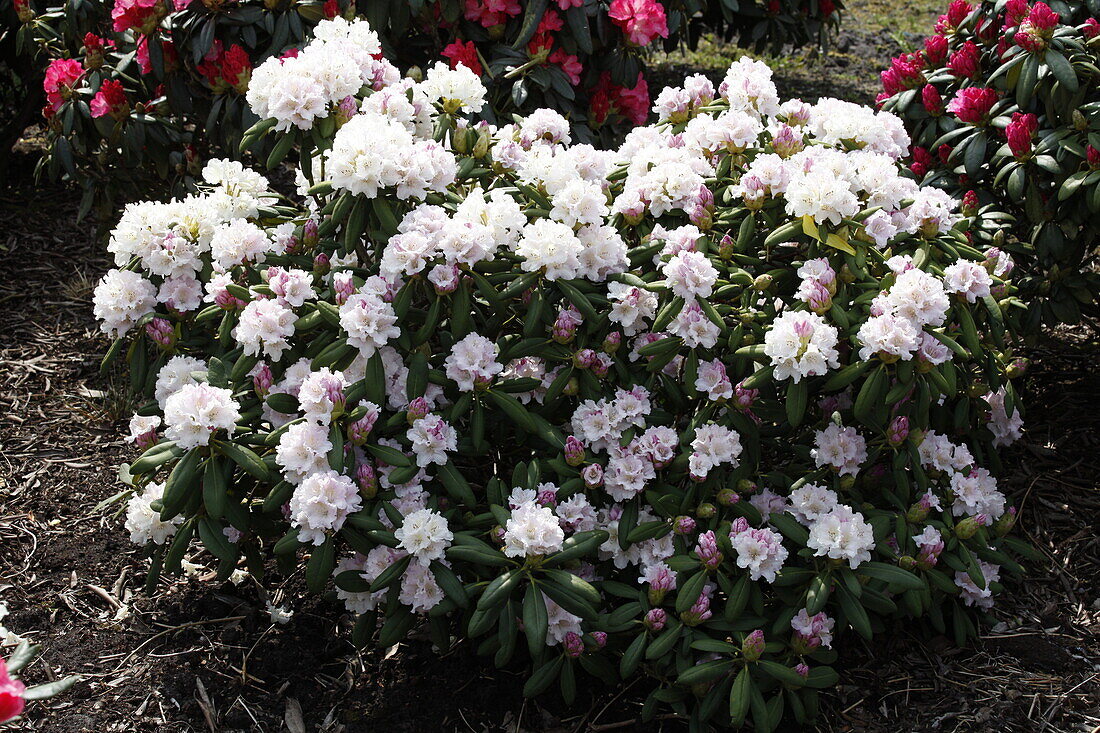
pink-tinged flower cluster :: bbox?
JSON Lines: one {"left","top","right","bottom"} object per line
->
{"left": 1005, "top": 112, "right": 1038, "bottom": 158}
{"left": 790, "top": 609, "right": 834, "bottom": 650}
{"left": 43, "top": 58, "right": 84, "bottom": 114}
{"left": 90, "top": 79, "right": 129, "bottom": 120}
{"left": 111, "top": 0, "right": 165, "bottom": 34}
{"left": 1015, "top": 2, "right": 1060, "bottom": 51}
{"left": 946, "top": 86, "right": 998, "bottom": 124}
{"left": 880, "top": 52, "right": 925, "bottom": 96}
{"left": 463, "top": 0, "right": 520, "bottom": 28}
{"left": 608, "top": 0, "right": 669, "bottom": 47}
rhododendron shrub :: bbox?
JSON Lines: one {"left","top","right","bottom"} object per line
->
{"left": 879, "top": 0, "right": 1100, "bottom": 332}
{"left": 20, "top": 0, "right": 842, "bottom": 216}
{"left": 97, "top": 20, "right": 1033, "bottom": 730}
{"left": 22, "top": 0, "right": 345, "bottom": 217}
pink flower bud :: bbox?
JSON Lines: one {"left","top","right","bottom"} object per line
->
{"left": 729, "top": 517, "right": 750, "bottom": 536}
{"left": 303, "top": 218, "right": 319, "bottom": 248}
{"left": 1006, "top": 112, "right": 1038, "bottom": 158}
{"left": 572, "top": 348, "right": 597, "bottom": 369}
{"left": 924, "top": 34, "right": 948, "bottom": 65}
{"left": 673, "top": 515, "right": 696, "bottom": 535}
{"left": 887, "top": 416, "right": 910, "bottom": 446}
{"left": 564, "top": 632, "right": 585, "bottom": 658}
{"left": 695, "top": 530, "right": 723, "bottom": 570}
{"left": 552, "top": 306, "right": 583, "bottom": 343}
{"left": 602, "top": 330, "right": 622, "bottom": 354}
{"left": 681, "top": 592, "right": 712, "bottom": 626}
{"left": 313, "top": 252, "right": 330, "bottom": 277}
{"left": 795, "top": 663, "right": 810, "bottom": 679}
{"left": 145, "top": 317, "right": 175, "bottom": 349}
{"left": 772, "top": 124, "right": 803, "bottom": 157}
{"left": 954, "top": 515, "right": 983, "bottom": 539}
{"left": 922, "top": 84, "right": 944, "bottom": 116}
{"left": 406, "top": 397, "right": 430, "bottom": 423}
{"left": 536, "top": 487, "right": 558, "bottom": 507}
{"left": 564, "top": 436, "right": 585, "bottom": 466}
{"left": 741, "top": 629, "right": 765, "bottom": 661}
{"left": 252, "top": 362, "right": 274, "bottom": 398}
{"left": 335, "top": 95, "right": 358, "bottom": 126}
{"left": 355, "top": 462, "right": 378, "bottom": 499}
{"left": 718, "top": 233, "right": 735, "bottom": 259}
{"left": 734, "top": 381, "right": 758, "bottom": 411}
{"left": 644, "top": 608, "right": 667, "bottom": 632}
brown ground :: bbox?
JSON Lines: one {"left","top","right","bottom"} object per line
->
{"left": 2, "top": 5, "right": 1100, "bottom": 728}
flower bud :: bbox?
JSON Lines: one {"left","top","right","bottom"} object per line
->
{"left": 696, "top": 502, "right": 716, "bottom": 519}
{"left": 406, "top": 397, "right": 431, "bottom": 423}
{"left": 795, "top": 663, "right": 810, "bottom": 679}
{"left": 898, "top": 555, "right": 917, "bottom": 570}
{"left": 994, "top": 506, "right": 1017, "bottom": 536}
{"left": 752, "top": 274, "right": 773, "bottom": 292}
{"left": 590, "top": 631, "right": 608, "bottom": 649}
{"left": 563, "top": 376, "right": 580, "bottom": 396}
{"left": 302, "top": 218, "right": 320, "bottom": 249}
{"left": 644, "top": 608, "right": 667, "bottom": 632}
{"left": 695, "top": 530, "right": 723, "bottom": 570}
{"left": 573, "top": 348, "right": 597, "bottom": 369}
{"left": 1005, "top": 357, "right": 1028, "bottom": 378}
{"left": 602, "top": 331, "right": 622, "bottom": 354}
{"left": 961, "top": 190, "right": 978, "bottom": 217}
{"left": 564, "top": 436, "right": 585, "bottom": 467}
{"left": 356, "top": 463, "right": 378, "bottom": 499}
{"left": 673, "top": 515, "right": 696, "bottom": 535}
{"left": 736, "top": 479, "right": 757, "bottom": 494}
{"left": 718, "top": 233, "right": 735, "bottom": 260}
{"left": 1073, "top": 109, "right": 1088, "bottom": 131}
{"left": 887, "top": 416, "right": 910, "bottom": 446}
{"left": 347, "top": 412, "right": 377, "bottom": 445}
{"left": 716, "top": 488, "right": 740, "bottom": 506}
{"left": 145, "top": 317, "right": 175, "bottom": 349}
{"left": 333, "top": 271, "right": 356, "bottom": 305}
{"left": 313, "top": 252, "right": 330, "bottom": 277}
{"left": 472, "top": 121, "right": 492, "bottom": 158}
{"left": 741, "top": 629, "right": 765, "bottom": 661}
{"left": 953, "top": 515, "right": 983, "bottom": 539}
{"left": 252, "top": 362, "right": 274, "bottom": 398}
{"left": 564, "top": 632, "right": 585, "bottom": 658}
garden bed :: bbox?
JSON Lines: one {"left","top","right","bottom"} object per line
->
{"left": 2, "top": 2, "right": 1100, "bottom": 729}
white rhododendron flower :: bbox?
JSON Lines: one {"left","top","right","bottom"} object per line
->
{"left": 807, "top": 505, "right": 875, "bottom": 569}
{"left": 163, "top": 384, "right": 240, "bottom": 449}
{"left": 394, "top": 508, "right": 453, "bottom": 563}
{"left": 764, "top": 311, "right": 841, "bottom": 382}
{"left": 235, "top": 299, "right": 297, "bottom": 362}
{"left": 445, "top": 333, "right": 502, "bottom": 391}
{"left": 289, "top": 470, "right": 362, "bottom": 545}
{"left": 125, "top": 482, "right": 182, "bottom": 545}
{"left": 503, "top": 501, "right": 565, "bottom": 558}
{"left": 93, "top": 269, "right": 157, "bottom": 337}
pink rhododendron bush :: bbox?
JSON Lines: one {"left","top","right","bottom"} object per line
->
{"left": 878, "top": 0, "right": 1100, "bottom": 332}
{"left": 94, "top": 18, "right": 1034, "bottom": 730}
